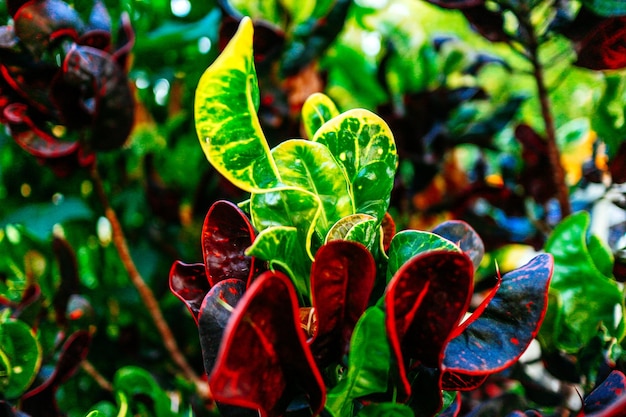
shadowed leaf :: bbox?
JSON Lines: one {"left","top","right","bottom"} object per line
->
{"left": 169, "top": 261, "right": 210, "bottom": 324}
{"left": 432, "top": 220, "right": 485, "bottom": 269}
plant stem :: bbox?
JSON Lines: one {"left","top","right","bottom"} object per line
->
{"left": 81, "top": 359, "right": 113, "bottom": 392}
{"left": 89, "top": 163, "right": 210, "bottom": 401}
{"left": 518, "top": 9, "right": 572, "bottom": 218}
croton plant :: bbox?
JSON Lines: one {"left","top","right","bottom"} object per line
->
{"left": 167, "top": 17, "right": 557, "bottom": 417}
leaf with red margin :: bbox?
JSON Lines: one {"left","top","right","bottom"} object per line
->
{"left": 441, "top": 254, "right": 553, "bottom": 390}
{"left": 579, "top": 370, "right": 626, "bottom": 416}
{"left": 385, "top": 251, "right": 473, "bottom": 403}
{"left": 209, "top": 271, "right": 325, "bottom": 417}
{"left": 198, "top": 278, "right": 246, "bottom": 375}
{"left": 169, "top": 261, "right": 210, "bottom": 325}
{"left": 438, "top": 391, "right": 461, "bottom": 417}
{"left": 202, "top": 200, "right": 263, "bottom": 288}
{"left": 432, "top": 220, "right": 485, "bottom": 270}
{"left": 21, "top": 331, "right": 91, "bottom": 417}
{"left": 309, "top": 240, "right": 376, "bottom": 366}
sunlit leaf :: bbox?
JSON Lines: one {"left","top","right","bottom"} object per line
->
{"left": 302, "top": 93, "right": 339, "bottom": 140}
{"left": 194, "top": 17, "right": 280, "bottom": 191}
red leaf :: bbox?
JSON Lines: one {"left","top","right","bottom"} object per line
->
{"left": 442, "top": 254, "right": 553, "bottom": 390}
{"left": 309, "top": 240, "right": 376, "bottom": 365}
{"left": 385, "top": 251, "right": 473, "bottom": 402}
{"left": 209, "top": 271, "right": 325, "bottom": 417}
{"left": 570, "top": 11, "right": 626, "bottom": 70}
{"left": 169, "top": 261, "right": 210, "bottom": 325}
{"left": 202, "top": 200, "right": 263, "bottom": 287}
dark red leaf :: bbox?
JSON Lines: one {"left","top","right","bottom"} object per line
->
{"left": 426, "top": 0, "right": 485, "bottom": 8}
{"left": 169, "top": 261, "right": 211, "bottom": 325}
{"left": 382, "top": 212, "right": 396, "bottom": 252}
{"left": 309, "top": 241, "right": 376, "bottom": 366}
{"left": 609, "top": 141, "right": 626, "bottom": 183}
{"left": 442, "top": 254, "right": 553, "bottom": 389}
{"left": 385, "top": 251, "right": 473, "bottom": 402}
{"left": 198, "top": 279, "right": 246, "bottom": 375}
{"left": 462, "top": 5, "right": 508, "bottom": 42}
{"left": 202, "top": 200, "right": 263, "bottom": 287}
{"left": 432, "top": 220, "right": 485, "bottom": 269}
{"left": 52, "top": 236, "right": 81, "bottom": 327}
{"left": 209, "top": 271, "right": 325, "bottom": 417}
{"left": 21, "top": 331, "right": 91, "bottom": 417}
{"left": 6, "top": 0, "right": 30, "bottom": 17}
{"left": 55, "top": 44, "right": 134, "bottom": 150}
{"left": 570, "top": 11, "right": 626, "bottom": 70}
{"left": 515, "top": 124, "right": 557, "bottom": 204}
{"left": 580, "top": 370, "right": 626, "bottom": 416}
{"left": 13, "top": 0, "right": 84, "bottom": 57}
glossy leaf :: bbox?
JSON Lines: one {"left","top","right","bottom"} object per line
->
{"left": 246, "top": 225, "right": 312, "bottom": 299}
{"left": 543, "top": 212, "right": 624, "bottom": 352}
{"left": 386, "top": 230, "right": 460, "bottom": 282}
{"left": 343, "top": 218, "right": 381, "bottom": 254}
{"left": 309, "top": 241, "right": 376, "bottom": 365}
{"left": 386, "top": 251, "right": 473, "bottom": 401}
{"left": 581, "top": 370, "right": 626, "bottom": 415}
{"left": 250, "top": 186, "right": 320, "bottom": 260}
{"left": 326, "top": 214, "right": 376, "bottom": 242}
{"left": 312, "top": 109, "right": 397, "bottom": 220}
{"left": 202, "top": 200, "right": 260, "bottom": 287}
{"left": 432, "top": 220, "right": 485, "bottom": 270}
{"left": 209, "top": 271, "right": 325, "bottom": 417}
{"left": 169, "top": 261, "right": 210, "bottom": 324}
{"left": 272, "top": 139, "right": 353, "bottom": 235}
{"left": 198, "top": 279, "right": 246, "bottom": 375}
{"left": 113, "top": 366, "right": 173, "bottom": 417}
{"left": 357, "top": 403, "right": 415, "bottom": 417}
{"left": 302, "top": 92, "right": 339, "bottom": 139}
{"left": 21, "top": 331, "right": 90, "bottom": 416}
{"left": 194, "top": 17, "right": 280, "bottom": 192}
{"left": 442, "top": 254, "right": 553, "bottom": 389}
{"left": 325, "top": 307, "right": 391, "bottom": 417}
{"left": 0, "top": 319, "right": 41, "bottom": 399}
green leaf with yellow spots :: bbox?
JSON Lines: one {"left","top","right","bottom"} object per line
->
{"left": 194, "top": 17, "right": 280, "bottom": 192}
{"left": 302, "top": 93, "right": 339, "bottom": 139}
{"left": 312, "top": 109, "right": 397, "bottom": 220}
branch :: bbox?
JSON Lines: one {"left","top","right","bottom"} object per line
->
{"left": 89, "top": 163, "right": 212, "bottom": 402}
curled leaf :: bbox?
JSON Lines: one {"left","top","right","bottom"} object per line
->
{"left": 169, "top": 261, "right": 210, "bottom": 324}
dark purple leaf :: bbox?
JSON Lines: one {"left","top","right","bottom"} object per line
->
{"left": 198, "top": 278, "right": 246, "bottom": 375}
{"left": 385, "top": 251, "right": 473, "bottom": 402}
{"left": 209, "top": 271, "right": 325, "bottom": 417}
{"left": 432, "top": 220, "right": 485, "bottom": 269}
{"left": 112, "top": 12, "right": 135, "bottom": 69}
{"left": 581, "top": 370, "right": 626, "bottom": 415}
{"left": 515, "top": 124, "right": 557, "bottom": 204}
{"left": 21, "top": 331, "right": 91, "bottom": 417}
{"left": 13, "top": 0, "right": 84, "bottom": 57}
{"left": 169, "top": 261, "right": 210, "bottom": 325}
{"left": 202, "top": 200, "right": 262, "bottom": 287}
{"left": 86, "top": 0, "right": 111, "bottom": 33}
{"left": 0, "top": 401, "right": 29, "bottom": 417}
{"left": 442, "top": 254, "right": 553, "bottom": 389}
{"left": 609, "top": 142, "right": 626, "bottom": 184}
{"left": 309, "top": 241, "right": 376, "bottom": 366}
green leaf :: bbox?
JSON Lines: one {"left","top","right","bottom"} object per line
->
{"left": 194, "top": 17, "right": 280, "bottom": 192}
{"left": 581, "top": 0, "right": 626, "bottom": 17}
{"left": 386, "top": 230, "right": 460, "bottom": 282}
{"left": 272, "top": 139, "right": 354, "bottom": 235}
{"left": 313, "top": 109, "right": 397, "bottom": 220}
{"left": 357, "top": 403, "right": 415, "bottom": 417}
{"left": 251, "top": 187, "right": 320, "bottom": 259}
{"left": 302, "top": 93, "right": 340, "bottom": 139}
{"left": 543, "top": 212, "right": 625, "bottom": 352}
{"left": 246, "top": 226, "right": 312, "bottom": 300}
{"left": 113, "top": 366, "right": 173, "bottom": 417}
{"left": 0, "top": 318, "right": 42, "bottom": 399}
{"left": 326, "top": 213, "right": 376, "bottom": 242}
{"left": 326, "top": 307, "right": 391, "bottom": 417}
{"left": 344, "top": 218, "right": 381, "bottom": 254}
